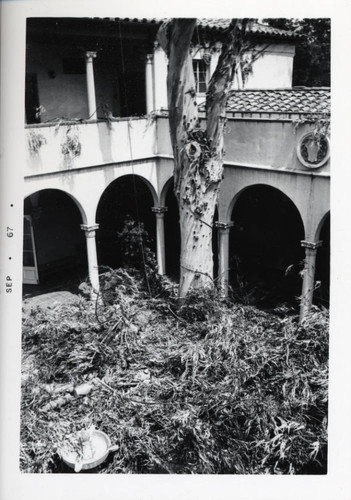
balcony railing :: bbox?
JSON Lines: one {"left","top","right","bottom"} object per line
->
{"left": 25, "top": 117, "right": 158, "bottom": 177}
{"left": 25, "top": 114, "right": 330, "bottom": 178}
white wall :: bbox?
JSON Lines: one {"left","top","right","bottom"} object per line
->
{"left": 25, "top": 118, "right": 157, "bottom": 177}
{"left": 151, "top": 41, "right": 295, "bottom": 107}
{"left": 242, "top": 44, "right": 295, "bottom": 90}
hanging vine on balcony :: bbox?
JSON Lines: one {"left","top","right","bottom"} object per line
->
{"left": 27, "top": 130, "right": 47, "bottom": 154}
{"left": 61, "top": 126, "right": 82, "bottom": 159}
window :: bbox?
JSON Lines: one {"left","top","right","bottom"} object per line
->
{"left": 192, "top": 60, "right": 207, "bottom": 94}
{"left": 23, "top": 215, "right": 39, "bottom": 284}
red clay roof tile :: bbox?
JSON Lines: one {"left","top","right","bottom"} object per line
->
{"left": 224, "top": 88, "right": 330, "bottom": 114}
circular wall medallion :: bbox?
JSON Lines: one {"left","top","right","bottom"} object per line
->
{"left": 297, "top": 133, "right": 330, "bottom": 169}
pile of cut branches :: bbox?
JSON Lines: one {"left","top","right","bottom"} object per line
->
{"left": 21, "top": 268, "right": 328, "bottom": 474}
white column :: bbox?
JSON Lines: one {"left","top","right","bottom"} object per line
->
{"left": 152, "top": 45, "right": 168, "bottom": 111}
{"left": 80, "top": 224, "right": 100, "bottom": 296}
{"left": 145, "top": 54, "right": 154, "bottom": 114}
{"left": 152, "top": 206, "right": 168, "bottom": 275}
{"left": 85, "top": 51, "right": 97, "bottom": 120}
{"left": 299, "top": 240, "right": 322, "bottom": 322}
{"left": 216, "top": 221, "right": 234, "bottom": 296}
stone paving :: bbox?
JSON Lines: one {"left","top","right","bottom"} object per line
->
{"left": 23, "top": 290, "right": 79, "bottom": 310}
{"left": 22, "top": 270, "right": 85, "bottom": 313}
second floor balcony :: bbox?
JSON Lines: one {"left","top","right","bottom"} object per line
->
{"left": 25, "top": 117, "right": 159, "bottom": 177}
{"left": 25, "top": 107, "right": 330, "bottom": 180}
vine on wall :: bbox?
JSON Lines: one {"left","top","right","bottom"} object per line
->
{"left": 293, "top": 114, "right": 330, "bottom": 141}
{"left": 27, "top": 130, "right": 47, "bottom": 154}
{"left": 60, "top": 126, "right": 82, "bottom": 159}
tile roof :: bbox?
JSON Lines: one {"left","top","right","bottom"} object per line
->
{"left": 197, "top": 20, "right": 299, "bottom": 39}
{"left": 102, "top": 18, "right": 299, "bottom": 39}
{"left": 224, "top": 88, "right": 330, "bottom": 114}
{"left": 250, "top": 22, "right": 299, "bottom": 38}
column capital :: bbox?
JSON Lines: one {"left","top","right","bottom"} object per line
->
{"left": 301, "top": 240, "right": 323, "bottom": 250}
{"left": 152, "top": 206, "right": 168, "bottom": 215}
{"left": 146, "top": 54, "right": 153, "bottom": 63}
{"left": 215, "top": 221, "right": 234, "bottom": 231}
{"left": 81, "top": 224, "right": 99, "bottom": 237}
{"left": 86, "top": 51, "right": 97, "bottom": 61}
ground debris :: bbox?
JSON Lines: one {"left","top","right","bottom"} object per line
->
{"left": 21, "top": 268, "right": 328, "bottom": 474}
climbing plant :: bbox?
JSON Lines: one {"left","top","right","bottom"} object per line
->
{"left": 27, "top": 130, "right": 47, "bottom": 154}
{"left": 293, "top": 114, "right": 330, "bottom": 137}
{"left": 61, "top": 125, "right": 82, "bottom": 159}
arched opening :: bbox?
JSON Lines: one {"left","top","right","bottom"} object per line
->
{"left": 96, "top": 175, "right": 156, "bottom": 268}
{"left": 314, "top": 213, "right": 330, "bottom": 307}
{"left": 23, "top": 189, "right": 87, "bottom": 291}
{"left": 229, "top": 184, "right": 305, "bottom": 308}
{"left": 213, "top": 207, "right": 219, "bottom": 280}
{"left": 164, "top": 179, "right": 219, "bottom": 281}
{"left": 164, "top": 180, "right": 180, "bottom": 279}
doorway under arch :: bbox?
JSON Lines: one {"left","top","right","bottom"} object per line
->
{"left": 96, "top": 175, "right": 156, "bottom": 268}
{"left": 229, "top": 184, "right": 305, "bottom": 307}
{"left": 23, "top": 189, "right": 87, "bottom": 288}
{"left": 314, "top": 213, "right": 330, "bottom": 307}
{"left": 164, "top": 180, "right": 180, "bottom": 279}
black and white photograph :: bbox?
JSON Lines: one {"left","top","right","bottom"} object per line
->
{"left": 1, "top": 1, "right": 350, "bottom": 499}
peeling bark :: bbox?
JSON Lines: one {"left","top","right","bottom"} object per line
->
{"left": 157, "top": 19, "right": 249, "bottom": 297}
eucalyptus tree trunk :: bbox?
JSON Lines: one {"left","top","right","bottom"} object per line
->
{"left": 158, "top": 19, "right": 247, "bottom": 298}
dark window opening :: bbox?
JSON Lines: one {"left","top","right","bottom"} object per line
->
{"left": 119, "top": 71, "right": 146, "bottom": 117}
{"left": 25, "top": 73, "right": 40, "bottom": 124}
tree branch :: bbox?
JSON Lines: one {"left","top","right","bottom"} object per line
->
{"left": 206, "top": 19, "right": 251, "bottom": 148}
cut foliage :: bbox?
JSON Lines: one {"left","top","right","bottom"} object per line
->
{"left": 21, "top": 268, "right": 328, "bottom": 474}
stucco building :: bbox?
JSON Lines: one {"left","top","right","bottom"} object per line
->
{"left": 23, "top": 18, "right": 330, "bottom": 319}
